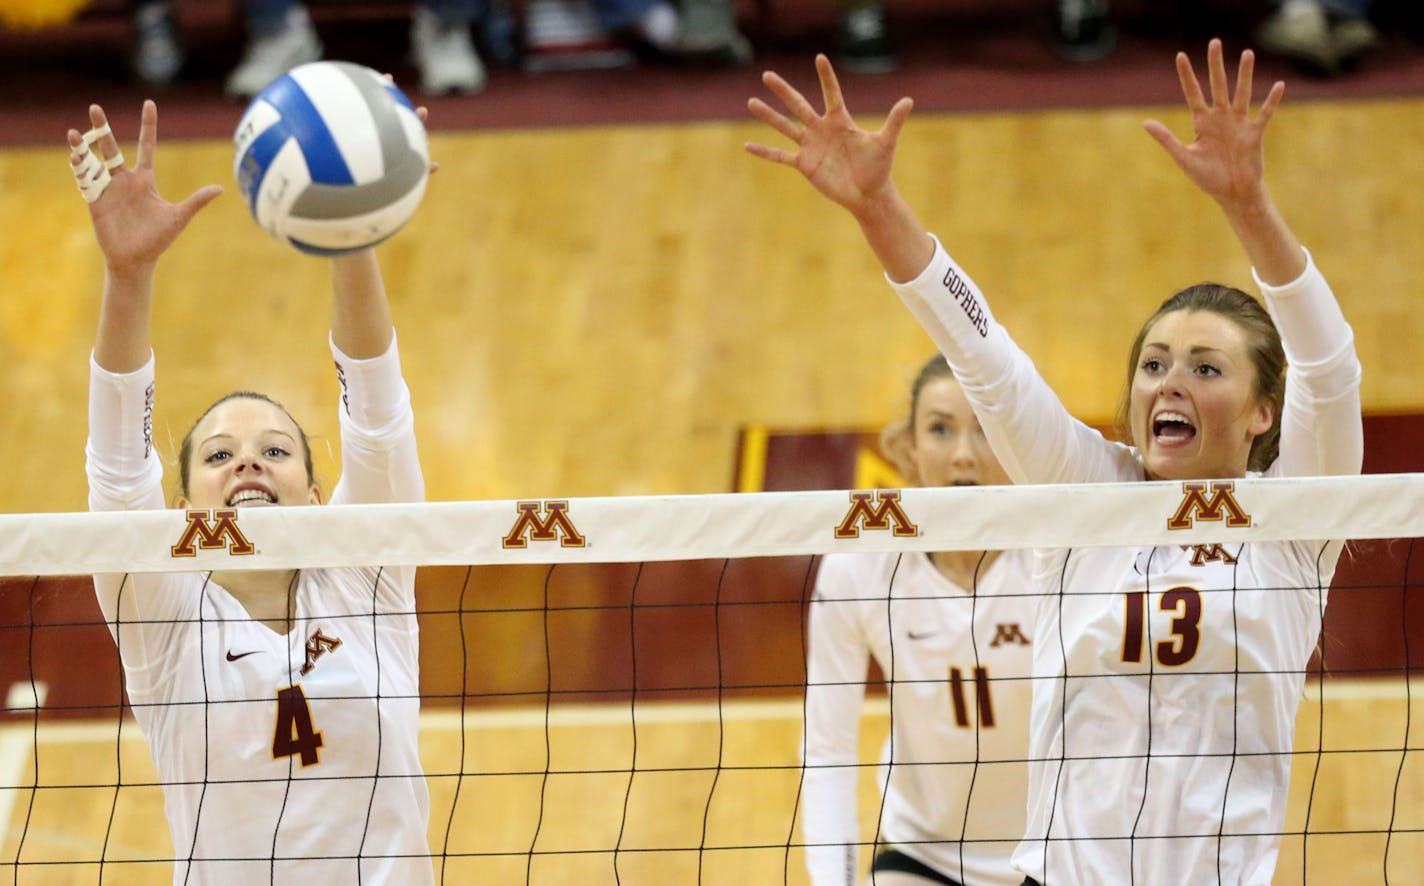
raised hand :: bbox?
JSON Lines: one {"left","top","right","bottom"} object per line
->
{"left": 1142, "top": 39, "right": 1284, "bottom": 210}
{"left": 745, "top": 53, "right": 913, "bottom": 217}
{"left": 68, "top": 101, "right": 222, "bottom": 277}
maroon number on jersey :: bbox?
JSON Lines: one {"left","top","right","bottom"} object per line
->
{"left": 273, "top": 684, "right": 324, "bottom": 766}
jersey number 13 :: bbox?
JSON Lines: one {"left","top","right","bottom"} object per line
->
{"left": 1121, "top": 588, "right": 1203, "bottom": 667}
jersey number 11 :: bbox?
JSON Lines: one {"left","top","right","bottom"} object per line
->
{"left": 949, "top": 666, "right": 995, "bottom": 728}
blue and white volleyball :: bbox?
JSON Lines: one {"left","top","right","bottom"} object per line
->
{"left": 233, "top": 61, "right": 429, "bottom": 256}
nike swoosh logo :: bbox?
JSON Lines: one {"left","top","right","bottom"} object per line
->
{"left": 907, "top": 631, "right": 937, "bottom": 640}
{"left": 226, "top": 650, "right": 262, "bottom": 662}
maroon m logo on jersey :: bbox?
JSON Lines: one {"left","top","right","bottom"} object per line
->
{"left": 1183, "top": 543, "right": 1239, "bottom": 566}
{"left": 300, "top": 630, "right": 342, "bottom": 676}
{"left": 989, "top": 623, "right": 1031, "bottom": 647}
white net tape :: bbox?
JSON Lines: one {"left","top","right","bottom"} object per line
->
{"left": 3, "top": 474, "right": 1421, "bottom": 574}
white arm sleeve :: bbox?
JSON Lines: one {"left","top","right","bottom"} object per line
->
{"left": 889, "top": 236, "right": 1140, "bottom": 485}
{"left": 328, "top": 331, "right": 424, "bottom": 612}
{"left": 1255, "top": 249, "right": 1363, "bottom": 478}
{"left": 802, "top": 559, "right": 873, "bottom": 886}
{"left": 328, "top": 330, "right": 425, "bottom": 507}
{"left": 85, "top": 353, "right": 194, "bottom": 679}
{"left": 86, "top": 352, "right": 163, "bottom": 513}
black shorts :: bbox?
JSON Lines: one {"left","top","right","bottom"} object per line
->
{"left": 869, "top": 849, "right": 963, "bottom": 885}
{"left": 1020, "top": 879, "right": 1043, "bottom": 886}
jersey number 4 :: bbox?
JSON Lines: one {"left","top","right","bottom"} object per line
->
{"left": 1121, "top": 588, "right": 1202, "bottom": 666}
{"left": 273, "top": 684, "right": 324, "bottom": 766}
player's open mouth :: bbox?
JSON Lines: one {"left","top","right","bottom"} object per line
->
{"left": 228, "top": 487, "right": 277, "bottom": 507}
{"left": 1153, "top": 411, "right": 1197, "bottom": 445}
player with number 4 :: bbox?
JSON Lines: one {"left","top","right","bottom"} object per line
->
{"left": 73, "top": 96, "right": 436, "bottom": 883}
{"left": 748, "top": 40, "right": 1361, "bottom": 884}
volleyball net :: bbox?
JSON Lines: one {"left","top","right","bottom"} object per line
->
{"left": 2, "top": 475, "right": 1423, "bottom": 883}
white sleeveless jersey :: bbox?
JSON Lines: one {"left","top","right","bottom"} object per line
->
{"left": 802, "top": 549, "right": 1036, "bottom": 886}
{"left": 891, "top": 241, "right": 1362, "bottom": 885}
{"left": 86, "top": 335, "right": 432, "bottom": 885}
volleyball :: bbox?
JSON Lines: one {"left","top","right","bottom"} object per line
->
{"left": 233, "top": 61, "right": 429, "bottom": 256}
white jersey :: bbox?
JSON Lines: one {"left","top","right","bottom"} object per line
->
{"left": 86, "top": 334, "right": 433, "bottom": 885}
{"left": 802, "top": 549, "right": 1036, "bottom": 886}
{"left": 891, "top": 240, "right": 1362, "bottom": 885}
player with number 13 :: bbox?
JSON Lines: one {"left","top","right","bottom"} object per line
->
{"left": 748, "top": 39, "right": 1362, "bottom": 885}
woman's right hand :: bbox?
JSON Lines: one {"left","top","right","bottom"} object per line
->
{"left": 745, "top": 53, "right": 913, "bottom": 219}
{"left": 69, "top": 101, "right": 222, "bottom": 279}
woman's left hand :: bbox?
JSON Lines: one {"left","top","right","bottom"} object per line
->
{"left": 1143, "top": 38, "right": 1284, "bottom": 209}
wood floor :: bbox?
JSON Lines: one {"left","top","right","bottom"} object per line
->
{"left": 4, "top": 684, "right": 1423, "bottom": 884}
{"left": 1, "top": 95, "right": 1421, "bottom": 513}
{"left": 1, "top": 88, "right": 1422, "bottom": 883}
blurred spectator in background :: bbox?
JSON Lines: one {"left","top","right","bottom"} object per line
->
{"left": 829, "top": 0, "right": 1117, "bottom": 75}
{"left": 219, "top": 1, "right": 322, "bottom": 97}
{"left": 1054, "top": 0, "right": 1115, "bottom": 61}
{"left": 832, "top": 0, "right": 894, "bottom": 73}
{"left": 131, "top": 0, "right": 185, "bottom": 86}
{"left": 130, "top": 0, "right": 501, "bottom": 97}
{"left": 1256, "top": 0, "right": 1379, "bottom": 75}
{"left": 677, "top": 0, "right": 750, "bottom": 62}
{"left": 522, "top": 0, "right": 749, "bottom": 72}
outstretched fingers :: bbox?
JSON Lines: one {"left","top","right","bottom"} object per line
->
{"left": 1141, "top": 118, "right": 1187, "bottom": 168}
{"left": 878, "top": 97, "right": 914, "bottom": 145}
{"left": 135, "top": 100, "right": 157, "bottom": 170}
{"left": 174, "top": 184, "right": 225, "bottom": 226}
{"left": 1256, "top": 80, "right": 1285, "bottom": 129}
{"left": 814, "top": 53, "right": 845, "bottom": 114}
{"left": 86, "top": 104, "right": 124, "bottom": 166}
{"left": 1176, "top": 40, "right": 1284, "bottom": 124}
{"left": 1174, "top": 51, "right": 1207, "bottom": 113}
{"left": 748, "top": 96, "right": 803, "bottom": 145}
{"left": 68, "top": 104, "right": 129, "bottom": 204}
{"left": 1232, "top": 46, "right": 1285, "bottom": 126}
{"left": 1206, "top": 38, "right": 1229, "bottom": 107}
{"left": 761, "top": 69, "right": 822, "bottom": 126}
{"left": 742, "top": 140, "right": 795, "bottom": 167}
{"left": 1232, "top": 49, "right": 1255, "bottom": 114}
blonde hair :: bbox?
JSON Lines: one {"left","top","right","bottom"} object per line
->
{"left": 879, "top": 355, "right": 955, "bottom": 487}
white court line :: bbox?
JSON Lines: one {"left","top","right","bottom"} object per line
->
{"left": 0, "top": 728, "right": 32, "bottom": 847}
{"left": 0, "top": 697, "right": 830, "bottom": 746}
{"left": 1300, "top": 676, "right": 1424, "bottom": 701}
{"left": 418, "top": 696, "right": 834, "bottom": 730}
